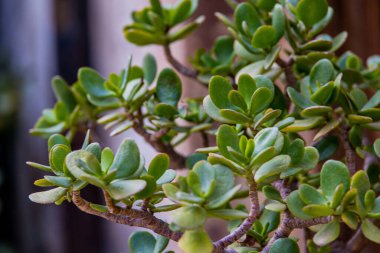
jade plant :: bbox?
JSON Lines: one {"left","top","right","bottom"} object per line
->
{"left": 28, "top": 0, "right": 380, "bottom": 252}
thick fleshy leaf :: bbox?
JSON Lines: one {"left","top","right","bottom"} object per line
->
{"left": 192, "top": 161, "right": 216, "bottom": 197}
{"left": 49, "top": 144, "right": 71, "bottom": 175}
{"left": 341, "top": 211, "right": 359, "bottom": 230}
{"left": 172, "top": 206, "right": 207, "bottom": 229}
{"left": 52, "top": 76, "right": 76, "bottom": 112}
{"left": 78, "top": 67, "right": 111, "bottom": 97}
{"left": 253, "top": 127, "right": 283, "bottom": 156}
{"left": 203, "top": 95, "right": 235, "bottom": 124}
{"left": 251, "top": 25, "right": 276, "bottom": 49}
{"left": 220, "top": 109, "right": 251, "bottom": 123}
{"left": 209, "top": 76, "right": 233, "bottom": 109}
{"left": 272, "top": 4, "right": 285, "bottom": 42}
{"left": 142, "top": 53, "right": 157, "bottom": 85}
{"left": 299, "top": 184, "right": 326, "bottom": 205}
{"left": 296, "top": 0, "right": 328, "bottom": 28}
{"left": 314, "top": 135, "right": 339, "bottom": 161}
{"left": 148, "top": 153, "right": 169, "bottom": 180}
{"left": 250, "top": 87, "right": 272, "bottom": 115}
{"left": 374, "top": 139, "right": 380, "bottom": 158}
{"left": 125, "top": 29, "right": 163, "bottom": 45}
{"left": 205, "top": 185, "right": 241, "bottom": 209}
{"left": 270, "top": 238, "right": 300, "bottom": 253}
{"left": 238, "top": 74, "right": 256, "bottom": 104}
{"left": 254, "top": 155, "right": 291, "bottom": 183}
{"left": 320, "top": 160, "right": 350, "bottom": 200}
{"left": 228, "top": 90, "right": 248, "bottom": 111}
{"left": 217, "top": 125, "right": 240, "bottom": 161}
{"left": 107, "top": 179, "right": 146, "bottom": 200}
{"left": 101, "top": 147, "right": 114, "bottom": 174}
{"left": 282, "top": 117, "right": 325, "bottom": 132}
{"left": 310, "top": 59, "right": 334, "bottom": 89}
{"left": 129, "top": 231, "right": 156, "bottom": 253}
{"left": 302, "top": 204, "right": 333, "bottom": 217}
{"left": 110, "top": 139, "right": 140, "bottom": 179}
{"left": 29, "top": 187, "right": 67, "bottom": 204}
{"left": 156, "top": 68, "right": 182, "bottom": 106}
{"left": 362, "top": 90, "right": 380, "bottom": 110}
{"left": 361, "top": 219, "right": 380, "bottom": 244}
{"left": 208, "top": 209, "right": 248, "bottom": 220}
{"left": 351, "top": 170, "right": 370, "bottom": 201}
{"left": 235, "top": 3, "right": 261, "bottom": 34}
{"left": 287, "top": 191, "right": 314, "bottom": 220}
{"left": 287, "top": 87, "right": 317, "bottom": 109}
{"left": 313, "top": 219, "right": 340, "bottom": 246}
{"left": 263, "top": 185, "right": 282, "bottom": 202}
{"left": 178, "top": 229, "right": 213, "bottom": 253}
{"left": 48, "top": 134, "right": 70, "bottom": 152}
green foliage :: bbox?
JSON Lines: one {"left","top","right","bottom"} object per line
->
{"left": 27, "top": 0, "right": 380, "bottom": 252}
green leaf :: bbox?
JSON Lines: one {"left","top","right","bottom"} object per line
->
{"left": 156, "top": 68, "right": 182, "bottom": 106}
{"left": 287, "top": 139, "right": 305, "bottom": 164}
{"left": 156, "top": 169, "right": 176, "bottom": 185}
{"left": 310, "top": 59, "right": 334, "bottom": 89}
{"left": 251, "top": 25, "right": 276, "bottom": 49}
{"left": 310, "top": 82, "right": 335, "bottom": 105}
{"left": 107, "top": 179, "right": 146, "bottom": 200}
{"left": 250, "top": 87, "right": 272, "bottom": 115}
{"left": 341, "top": 211, "right": 359, "bottom": 230}
{"left": 49, "top": 144, "right": 71, "bottom": 175}
{"left": 125, "top": 29, "right": 163, "bottom": 46}
{"left": 299, "top": 184, "right": 326, "bottom": 205}
{"left": 313, "top": 219, "right": 340, "bottom": 246}
{"left": 361, "top": 219, "right": 380, "bottom": 243}
{"left": 217, "top": 125, "right": 240, "bottom": 161}
{"left": 153, "top": 235, "right": 169, "bottom": 253}
{"left": 287, "top": 87, "right": 317, "bottom": 109}
{"left": 208, "top": 153, "right": 246, "bottom": 175}
{"left": 142, "top": 53, "right": 157, "bottom": 85}
{"left": 228, "top": 90, "right": 248, "bottom": 111}
{"left": 172, "top": 206, "right": 207, "bottom": 229}
{"left": 302, "top": 204, "right": 333, "bottom": 217}
{"left": 167, "top": 16, "right": 204, "bottom": 42}
{"left": 78, "top": 67, "right": 111, "bottom": 97}
{"left": 85, "top": 142, "right": 101, "bottom": 161}
{"left": 235, "top": 3, "right": 261, "bottom": 34}
{"left": 192, "top": 161, "right": 216, "bottom": 198}
{"left": 253, "top": 127, "right": 284, "bottom": 156}
{"left": 287, "top": 191, "right": 314, "bottom": 220}
{"left": 320, "top": 160, "right": 350, "bottom": 201}
{"left": 351, "top": 170, "right": 370, "bottom": 201}
{"left": 296, "top": 0, "right": 328, "bottom": 28}
{"left": 101, "top": 147, "right": 114, "bottom": 174}
{"left": 27, "top": 162, "right": 52, "bottom": 172}
{"left": 129, "top": 231, "right": 156, "bottom": 253}
{"left": 263, "top": 185, "right": 282, "bottom": 202}
{"left": 148, "top": 153, "right": 169, "bottom": 180}
{"left": 178, "top": 229, "right": 213, "bottom": 253}
{"left": 238, "top": 74, "right": 256, "bottom": 104}
{"left": 154, "top": 103, "right": 178, "bottom": 119}
{"left": 254, "top": 155, "right": 291, "bottom": 183}
{"left": 209, "top": 76, "right": 233, "bottom": 109}
{"left": 300, "top": 40, "right": 332, "bottom": 52}
{"left": 220, "top": 109, "right": 251, "bottom": 123}
{"left": 135, "top": 175, "right": 157, "bottom": 199}
{"left": 362, "top": 90, "right": 380, "bottom": 110}
{"left": 314, "top": 135, "right": 339, "bottom": 161}
{"left": 110, "top": 139, "right": 140, "bottom": 179}
{"left": 374, "top": 139, "right": 380, "bottom": 158}
{"left": 170, "top": 0, "right": 192, "bottom": 26}
{"left": 205, "top": 185, "right": 241, "bottom": 209}
{"left": 213, "top": 36, "right": 234, "bottom": 63}
{"left": 282, "top": 117, "right": 325, "bottom": 132}
{"left": 44, "top": 176, "right": 72, "bottom": 188}
{"left": 272, "top": 4, "right": 285, "bottom": 42}
{"left": 29, "top": 187, "right": 67, "bottom": 204}
{"left": 52, "top": 76, "right": 76, "bottom": 111}
{"left": 270, "top": 238, "right": 300, "bottom": 253}
{"left": 203, "top": 95, "right": 235, "bottom": 124}
{"left": 266, "top": 201, "right": 287, "bottom": 212}
{"left": 48, "top": 134, "right": 70, "bottom": 152}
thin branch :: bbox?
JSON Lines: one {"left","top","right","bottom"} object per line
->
{"left": 272, "top": 180, "right": 291, "bottom": 200}
{"left": 340, "top": 124, "right": 356, "bottom": 174}
{"left": 276, "top": 57, "right": 296, "bottom": 88}
{"left": 163, "top": 45, "right": 198, "bottom": 79}
{"left": 213, "top": 176, "right": 260, "bottom": 252}
{"left": 261, "top": 214, "right": 332, "bottom": 253}
{"left": 131, "top": 111, "right": 186, "bottom": 169}
{"left": 72, "top": 191, "right": 182, "bottom": 241}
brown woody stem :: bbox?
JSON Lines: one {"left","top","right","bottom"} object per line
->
{"left": 340, "top": 124, "right": 356, "bottom": 174}
{"left": 213, "top": 176, "right": 260, "bottom": 252}
{"left": 163, "top": 45, "right": 199, "bottom": 79}
{"left": 72, "top": 191, "right": 182, "bottom": 241}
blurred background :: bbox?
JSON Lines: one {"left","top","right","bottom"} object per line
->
{"left": 0, "top": 0, "right": 379, "bottom": 252}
